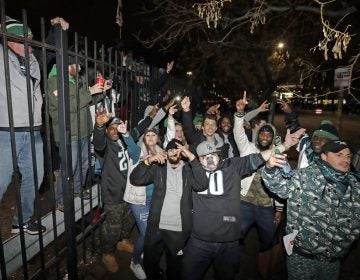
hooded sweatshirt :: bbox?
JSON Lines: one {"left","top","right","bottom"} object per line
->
{"left": 0, "top": 44, "right": 42, "bottom": 129}
{"left": 233, "top": 114, "right": 284, "bottom": 210}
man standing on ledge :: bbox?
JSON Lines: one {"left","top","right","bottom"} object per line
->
{"left": 0, "top": 17, "right": 45, "bottom": 235}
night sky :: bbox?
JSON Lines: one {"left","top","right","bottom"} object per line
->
{"left": 3, "top": 0, "right": 166, "bottom": 64}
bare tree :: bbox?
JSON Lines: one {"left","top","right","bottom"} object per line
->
{"left": 133, "top": 0, "right": 359, "bottom": 106}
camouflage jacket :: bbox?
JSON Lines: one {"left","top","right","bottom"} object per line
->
{"left": 262, "top": 163, "right": 360, "bottom": 261}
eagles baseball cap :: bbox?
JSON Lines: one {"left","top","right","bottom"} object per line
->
{"left": 320, "top": 140, "right": 350, "bottom": 154}
{"left": 196, "top": 141, "right": 221, "bottom": 157}
{"left": 144, "top": 127, "right": 159, "bottom": 135}
{"left": 107, "top": 117, "right": 122, "bottom": 127}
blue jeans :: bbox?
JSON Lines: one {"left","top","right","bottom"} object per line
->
{"left": 56, "top": 137, "right": 89, "bottom": 203}
{"left": 182, "top": 236, "right": 241, "bottom": 280}
{"left": 130, "top": 197, "right": 151, "bottom": 264}
{"left": 0, "top": 131, "right": 44, "bottom": 225}
{"left": 240, "top": 201, "right": 278, "bottom": 251}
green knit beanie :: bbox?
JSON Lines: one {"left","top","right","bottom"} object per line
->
{"left": 4, "top": 16, "right": 33, "bottom": 38}
{"left": 312, "top": 120, "right": 339, "bottom": 141}
{"left": 193, "top": 114, "right": 203, "bottom": 126}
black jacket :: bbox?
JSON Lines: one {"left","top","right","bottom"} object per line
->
{"left": 93, "top": 116, "right": 152, "bottom": 204}
{"left": 191, "top": 154, "right": 266, "bottom": 242}
{"left": 218, "top": 131, "right": 240, "bottom": 157}
{"left": 130, "top": 159, "right": 209, "bottom": 253}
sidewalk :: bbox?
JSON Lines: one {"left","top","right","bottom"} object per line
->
{"left": 78, "top": 226, "right": 360, "bottom": 280}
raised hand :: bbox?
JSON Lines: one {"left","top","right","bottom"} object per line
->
{"left": 166, "top": 61, "right": 174, "bottom": 73}
{"left": 50, "top": 17, "right": 69, "bottom": 31}
{"left": 168, "top": 105, "right": 178, "bottom": 119}
{"left": 284, "top": 128, "right": 306, "bottom": 149}
{"left": 277, "top": 99, "right": 292, "bottom": 113}
{"left": 176, "top": 142, "right": 195, "bottom": 161}
{"left": 181, "top": 96, "right": 191, "bottom": 112}
{"left": 95, "top": 108, "right": 112, "bottom": 127}
{"left": 206, "top": 104, "right": 220, "bottom": 119}
{"left": 236, "top": 91, "right": 248, "bottom": 112}
{"left": 148, "top": 152, "right": 167, "bottom": 165}
{"left": 117, "top": 120, "right": 128, "bottom": 135}
{"left": 258, "top": 100, "right": 270, "bottom": 112}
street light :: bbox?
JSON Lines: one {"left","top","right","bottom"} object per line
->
{"left": 278, "top": 42, "right": 284, "bottom": 49}
{"left": 186, "top": 71, "right": 193, "bottom": 76}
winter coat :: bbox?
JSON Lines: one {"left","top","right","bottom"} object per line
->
{"left": 93, "top": 125, "right": 140, "bottom": 204}
{"left": 48, "top": 65, "right": 96, "bottom": 142}
{"left": 233, "top": 113, "right": 284, "bottom": 213}
{"left": 130, "top": 159, "right": 209, "bottom": 253}
{"left": 262, "top": 163, "right": 360, "bottom": 261}
{"left": 0, "top": 44, "right": 42, "bottom": 129}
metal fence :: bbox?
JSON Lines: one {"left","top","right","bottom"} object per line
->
{"left": 0, "top": 4, "right": 167, "bottom": 279}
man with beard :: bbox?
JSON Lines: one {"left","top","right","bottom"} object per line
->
{"left": 262, "top": 140, "right": 360, "bottom": 279}
{"left": 130, "top": 139, "right": 209, "bottom": 280}
{"left": 233, "top": 93, "right": 306, "bottom": 278}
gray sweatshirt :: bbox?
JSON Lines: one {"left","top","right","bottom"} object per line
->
{"left": 0, "top": 44, "right": 42, "bottom": 129}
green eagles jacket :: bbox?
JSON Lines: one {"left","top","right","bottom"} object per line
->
{"left": 262, "top": 163, "right": 360, "bottom": 261}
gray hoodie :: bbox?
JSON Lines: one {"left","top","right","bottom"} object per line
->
{"left": 0, "top": 44, "right": 42, "bottom": 129}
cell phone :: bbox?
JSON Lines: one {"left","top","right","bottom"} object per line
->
{"left": 96, "top": 102, "right": 104, "bottom": 112}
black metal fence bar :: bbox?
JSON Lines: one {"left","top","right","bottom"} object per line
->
{"left": 0, "top": 4, "right": 168, "bottom": 279}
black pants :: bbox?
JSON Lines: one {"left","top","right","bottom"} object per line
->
{"left": 144, "top": 227, "right": 184, "bottom": 280}
{"left": 182, "top": 236, "right": 241, "bottom": 280}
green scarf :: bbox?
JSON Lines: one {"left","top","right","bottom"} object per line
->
{"left": 315, "top": 158, "right": 359, "bottom": 198}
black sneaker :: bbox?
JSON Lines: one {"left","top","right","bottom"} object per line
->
{"left": 11, "top": 222, "right": 47, "bottom": 235}
{"left": 74, "top": 190, "right": 91, "bottom": 200}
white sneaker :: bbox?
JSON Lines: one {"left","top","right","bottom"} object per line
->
{"left": 130, "top": 260, "right": 146, "bottom": 279}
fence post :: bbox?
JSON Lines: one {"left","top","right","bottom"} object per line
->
{"left": 54, "top": 25, "right": 78, "bottom": 279}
